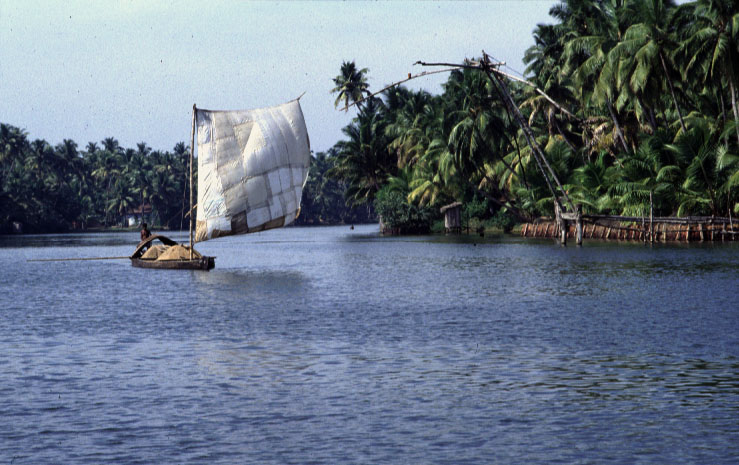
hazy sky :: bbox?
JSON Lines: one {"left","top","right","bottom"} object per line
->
{"left": 0, "top": 0, "right": 556, "bottom": 154}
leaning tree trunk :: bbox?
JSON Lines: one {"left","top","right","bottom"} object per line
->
{"left": 553, "top": 116, "right": 577, "bottom": 153}
{"left": 729, "top": 78, "right": 739, "bottom": 146}
{"left": 637, "top": 94, "right": 658, "bottom": 133}
{"left": 607, "top": 99, "right": 630, "bottom": 154}
{"left": 719, "top": 89, "right": 728, "bottom": 145}
{"left": 659, "top": 51, "right": 687, "bottom": 133}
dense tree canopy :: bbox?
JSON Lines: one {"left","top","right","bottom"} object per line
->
{"left": 0, "top": 125, "right": 371, "bottom": 233}
{"left": 327, "top": 0, "right": 739, "bottom": 228}
{"left": 3, "top": 0, "right": 738, "bottom": 235}
{"left": 0, "top": 127, "right": 192, "bottom": 233}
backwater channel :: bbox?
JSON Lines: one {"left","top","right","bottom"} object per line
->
{"left": 1, "top": 224, "right": 738, "bottom": 464}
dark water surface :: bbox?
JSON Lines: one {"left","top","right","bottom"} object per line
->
{"left": 1, "top": 225, "right": 738, "bottom": 464}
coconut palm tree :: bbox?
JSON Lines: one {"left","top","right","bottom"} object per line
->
{"left": 523, "top": 23, "right": 580, "bottom": 151}
{"left": 331, "top": 61, "right": 370, "bottom": 112}
{"left": 561, "top": 0, "right": 633, "bottom": 153}
{"left": 330, "top": 97, "right": 395, "bottom": 206}
{"left": 715, "top": 143, "right": 739, "bottom": 216}
{"left": 91, "top": 141, "right": 124, "bottom": 226}
{"left": 680, "top": 0, "right": 739, "bottom": 144}
{"left": 613, "top": 0, "right": 687, "bottom": 132}
{"left": 664, "top": 122, "right": 724, "bottom": 215}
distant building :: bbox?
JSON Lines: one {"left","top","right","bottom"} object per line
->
{"left": 125, "top": 204, "right": 152, "bottom": 227}
{"left": 440, "top": 202, "right": 462, "bottom": 234}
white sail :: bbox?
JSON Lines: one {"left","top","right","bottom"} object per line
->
{"left": 195, "top": 99, "right": 310, "bottom": 242}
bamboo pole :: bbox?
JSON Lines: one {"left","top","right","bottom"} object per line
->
{"left": 730, "top": 199, "right": 734, "bottom": 231}
{"left": 341, "top": 67, "right": 464, "bottom": 111}
{"left": 27, "top": 256, "right": 130, "bottom": 262}
{"left": 413, "top": 60, "right": 579, "bottom": 120}
{"left": 476, "top": 54, "right": 575, "bottom": 218}
{"left": 189, "top": 104, "right": 196, "bottom": 260}
{"left": 649, "top": 191, "right": 654, "bottom": 244}
{"left": 409, "top": 55, "right": 576, "bottom": 217}
{"left": 583, "top": 214, "right": 734, "bottom": 224}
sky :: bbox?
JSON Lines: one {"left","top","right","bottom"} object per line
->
{"left": 0, "top": 0, "right": 557, "bottom": 154}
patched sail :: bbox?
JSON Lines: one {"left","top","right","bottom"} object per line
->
{"left": 194, "top": 99, "right": 310, "bottom": 242}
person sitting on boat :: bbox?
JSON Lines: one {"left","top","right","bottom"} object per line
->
{"left": 140, "top": 223, "right": 152, "bottom": 241}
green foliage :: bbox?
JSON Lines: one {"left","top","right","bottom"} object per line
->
{"left": 331, "top": 61, "right": 370, "bottom": 111}
{"left": 327, "top": 0, "right": 739, "bottom": 227}
{"left": 296, "top": 150, "right": 375, "bottom": 225}
{"left": 0, "top": 124, "right": 192, "bottom": 233}
{"left": 463, "top": 196, "right": 490, "bottom": 221}
{"left": 490, "top": 210, "right": 516, "bottom": 233}
{"left": 374, "top": 185, "right": 436, "bottom": 234}
{"left": 468, "top": 216, "right": 484, "bottom": 233}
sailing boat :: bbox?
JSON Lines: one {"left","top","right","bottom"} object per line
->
{"left": 130, "top": 98, "right": 311, "bottom": 270}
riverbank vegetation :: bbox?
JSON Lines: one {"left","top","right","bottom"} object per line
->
{"left": 0, "top": 129, "right": 194, "bottom": 233}
{"left": 0, "top": 125, "right": 371, "bottom": 233}
{"left": 3, "top": 0, "right": 738, "bottom": 235}
{"left": 327, "top": 0, "right": 739, "bottom": 232}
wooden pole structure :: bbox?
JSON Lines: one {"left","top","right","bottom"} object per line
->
{"left": 412, "top": 60, "right": 579, "bottom": 121}
{"left": 361, "top": 55, "right": 577, "bottom": 218}
{"left": 189, "top": 104, "right": 196, "bottom": 260}
{"left": 341, "top": 67, "right": 465, "bottom": 111}
{"left": 649, "top": 191, "right": 654, "bottom": 244}
{"left": 555, "top": 201, "right": 567, "bottom": 245}
{"left": 575, "top": 204, "right": 583, "bottom": 245}
{"left": 475, "top": 54, "right": 574, "bottom": 220}
{"left": 729, "top": 190, "right": 734, "bottom": 232}
{"left": 27, "top": 256, "right": 130, "bottom": 262}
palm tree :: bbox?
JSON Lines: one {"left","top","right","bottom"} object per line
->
{"left": 606, "top": 134, "right": 679, "bottom": 216}
{"left": 680, "top": 0, "right": 739, "bottom": 144}
{"left": 665, "top": 122, "right": 723, "bottom": 216}
{"left": 0, "top": 124, "right": 28, "bottom": 168}
{"left": 91, "top": 140, "right": 124, "bottom": 226}
{"left": 106, "top": 177, "right": 136, "bottom": 225}
{"left": 128, "top": 142, "right": 152, "bottom": 225}
{"left": 562, "top": 0, "right": 632, "bottom": 153}
{"left": 407, "top": 139, "right": 460, "bottom": 207}
{"left": 523, "top": 23, "right": 579, "bottom": 151}
{"left": 386, "top": 89, "right": 442, "bottom": 168}
{"left": 330, "top": 97, "right": 395, "bottom": 206}
{"left": 331, "top": 61, "right": 370, "bottom": 111}
{"left": 716, "top": 143, "right": 739, "bottom": 216}
{"left": 568, "top": 152, "right": 619, "bottom": 213}
{"left": 615, "top": 0, "right": 687, "bottom": 132}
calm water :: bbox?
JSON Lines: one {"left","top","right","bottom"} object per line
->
{"left": 1, "top": 225, "right": 738, "bottom": 464}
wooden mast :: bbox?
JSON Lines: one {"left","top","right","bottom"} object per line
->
{"left": 189, "top": 104, "right": 196, "bottom": 260}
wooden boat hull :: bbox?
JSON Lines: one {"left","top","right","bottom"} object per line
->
{"left": 129, "top": 234, "right": 215, "bottom": 270}
{"left": 130, "top": 256, "right": 215, "bottom": 270}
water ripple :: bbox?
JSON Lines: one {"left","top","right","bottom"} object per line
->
{"left": 1, "top": 227, "right": 738, "bottom": 464}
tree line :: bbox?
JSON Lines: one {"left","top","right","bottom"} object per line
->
{"left": 3, "top": 0, "right": 737, "bottom": 235}
{"left": 0, "top": 123, "right": 370, "bottom": 234}
{"left": 327, "top": 0, "right": 739, "bottom": 232}
{"left": 0, "top": 127, "right": 195, "bottom": 233}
